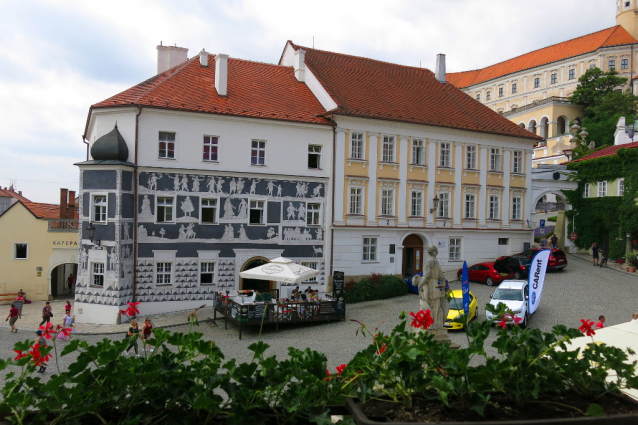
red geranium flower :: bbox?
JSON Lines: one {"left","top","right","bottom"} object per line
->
{"left": 373, "top": 334, "right": 388, "bottom": 354}
{"left": 579, "top": 319, "right": 596, "bottom": 337}
{"left": 325, "top": 369, "right": 331, "bottom": 381}
{"left": 58, "top": 327, "right": 72, "bottom": 337}
{"left": 125, "top": 302, "right": 141, "bottom": 317}
{"left": 38, "top": 322, "right": 55, "bottom": 339}
{"left": 13, "top": 350, "right": 27, "bottom": 361}
{"left": 410, "top": 310, "right": 434, "bottom": 330}
{"left": 497, "top": 316, "right": 508, "bottom": 329}
{"left": 336, "top": 364, "right": 346, "bottom": 375}
{"left": 28, "top": 344, "right": 51, "bottom": 366}
{"left": 510, "top": 314, "right": 523, "bottom": 325}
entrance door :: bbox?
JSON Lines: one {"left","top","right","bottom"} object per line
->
{"left": 241, "top": 258, "right": 272, "bottom": 292}
{"left": 402, "top": 234, "right": 424, "bottom": 277}
{"left": 50, "top": 263, "right": 77, "bottom": 299}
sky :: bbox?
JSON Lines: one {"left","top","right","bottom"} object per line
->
{"left": 0, "top": 0, "right": 615, "bottom": 204}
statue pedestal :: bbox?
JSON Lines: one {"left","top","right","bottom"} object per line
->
{"left": 426, "top": 328, "right": 460, "bottom": 349}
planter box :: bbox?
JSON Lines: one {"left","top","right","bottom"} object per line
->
{"left": 345, "top": 396, "right": 638, "bottom": 425}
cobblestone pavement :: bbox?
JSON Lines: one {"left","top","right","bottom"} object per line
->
{"left": 1, "top": 253, "right": 636, "bottom": 378}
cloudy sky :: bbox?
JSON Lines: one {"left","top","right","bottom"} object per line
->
{"left": 0, "top": 0, "right": 615, "bottom": 203}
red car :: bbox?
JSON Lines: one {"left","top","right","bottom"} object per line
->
{"left": 516, "top": 248, "right": 568, "bottom": 271}
{"left": 457, "top": 258, "right": 513, "bottom": 286}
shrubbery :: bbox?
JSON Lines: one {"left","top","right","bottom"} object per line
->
{"left": 344, "top": 273, "right": 406, "bottom": 304}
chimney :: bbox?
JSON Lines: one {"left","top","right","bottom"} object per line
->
{"left": 215, "top": 54, "right": 229, "bottom": 97}
{"left": 60, "top": 188, "right": 68, "bottom": 219}
{"left": 199, "top": 49, "right": 209, "bottom": 67}
{"left": 68, "top": 190, "right": 76, "bottom": 219}
{"left": 157, "top": 43, "right": 189, "bottom": 74}
{"left": 435, "top": 54, "right": 446, "bottom": 83}
{"left": 293, "top": 49, "right": 306, "bottom": 82}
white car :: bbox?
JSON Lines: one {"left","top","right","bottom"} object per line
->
{"left": 485, "top": 280, "right": 531, "bottom": 328}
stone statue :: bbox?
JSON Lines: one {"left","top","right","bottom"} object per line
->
{"left": 413, "top": 245, "right": 447, "bottom": 330}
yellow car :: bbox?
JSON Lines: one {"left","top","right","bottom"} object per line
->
{"left": 444, "top": 290, "right": 478, "bottom": 330}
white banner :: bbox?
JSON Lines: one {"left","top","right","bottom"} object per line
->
{"left": 528, "top": 249, "right": 550, "bottom": 314}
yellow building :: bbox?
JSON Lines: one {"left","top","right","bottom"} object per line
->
{"left": 0, "top": 190, "right": 78, "bottom": 301}
{"left": 448, "top": 1, "right": 638, "bottom": 167}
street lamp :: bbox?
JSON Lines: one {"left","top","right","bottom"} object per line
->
{"left": 429, "top": 195, "right": 440, "bottom": 214}
{"left": 86, "top": 222, "right": 100, "bottom": 247}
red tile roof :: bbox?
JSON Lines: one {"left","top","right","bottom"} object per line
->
{"left": 570, "top": 141, "right": 638, "bottom": 163}
{"left": 17, "top": 201, "right": 61, "bottom": 219}
{"left": 448, "top": 26, "right": 638, "bottom": 88}
{"left": 91, "top": 56, "right": 331, "bottom": 126}
{"left": 0, "top": 187, "right": 29, "bottom": 202}
{"left": 287, "top": 42, "right": 541, "bottom": 141}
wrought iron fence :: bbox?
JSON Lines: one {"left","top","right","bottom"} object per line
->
{"left": 47, "top": 219, "right": 79, "bottom": 232}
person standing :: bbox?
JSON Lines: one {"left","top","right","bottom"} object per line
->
{"left": 65, "top": 301, "right": 72, "bottom": 316}
{"left": 540, "top": 237, "right": 548, "bottom": 248}
{"left": 595, "top": 315, "right": 606, "bottom": 329}
{"left": 123, "top": 320, "right": 140, "bottom": 357}
{"left": 66, "top": 274, "right": 75, "bottom": 292}
{"left": 142, "top": 318, "right": 154, "bottom": 352}
{"left": 591, "top": 243, "right": 600, "bottom": 266}
{"left": 550, "top": 234, "right": 558, "bottom": 249}
{"left": 62, "top": 312, "right": 74, "bottom": 340}
{"left": 39, "top": 302, "right": 52, "bottom": 326}
{"left": 5, "top": 304, "right": 20, "bottom": 333}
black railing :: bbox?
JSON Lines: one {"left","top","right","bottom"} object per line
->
{"left": 502, "top": 97, "right": 572, "bottom": 118}
{"left": 47, "top": 219, "right": 79, "bottom": 232}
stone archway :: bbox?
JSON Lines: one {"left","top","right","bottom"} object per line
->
{"left": 49, "top": 263, "right": 77, "bottom": 299}
{"left": 402, "top": 234, "right": 425, "bottom": 277}
{"left": 240, "top": 257, "right": 272, "bottom": 291}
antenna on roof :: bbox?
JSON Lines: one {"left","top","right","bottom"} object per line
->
{"left": 313, "top": 36, "right": 314, "bottom": 49}
{"left": 419, "top": 60, "right": 421, "bottom": 68}
{"left": 9, "top": 179, "right": 16, "bottom": 191}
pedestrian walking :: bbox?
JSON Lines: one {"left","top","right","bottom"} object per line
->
{"left": 142, "top": 318, "right": 154, "bottom": 352}
{"left": 5, "top": 303, "right": 20, "bottom": 333}
{"left": 65, "top": 301, "right": 72, "bottom": 316}
{"left": 595, "top": 315, "right": 606, "bottom": 329}
{"left": 591, "top": 243, "right": 600, "bottom": 266}
{"left": 123, "top": 320, "right": 140, "bottom": 357}
{"left": 550, "top": 234, "right": 558, "bottom": 249}
{"left": 35, "top": 330, "right": 48, "bottom": 373}
{"left": 39, "top": 302, "right": 53, "bottom": 326}
{"left": 62, "top": 312, "right": 74, "bottom": 340}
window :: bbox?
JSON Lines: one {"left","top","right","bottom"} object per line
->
{"left": 598, "top": 181, "right": 607, "bottom": 197}
{"left": 439, "top": 142, "right": 451, "bottom": 167}
{"left": 92, "top": 195, "right": 107, "bottom": 223}
{"left": 512, "top": 150, "right": 523, "bottom": 173}
{"left": 449, "top": 238, "right": 461, "bottom": 261}
{"left": 156, "top": 262, "right": 172, "bottom": 285}
{"left": 201, "top": 198, "right": 218, "bottom": 224}
{"left": 380, "top": 189, "right": 394, "bottom": 216}
{"left": 362, "top": 237, "right": 377, "bottom": 261}
{"left": 159, "top": 132, "right": 176, "bottom": 159}
{"left": 308, "top": 145, "right": 322, "bottom": 169}
{"left": 91, "top": 262, "right": 105, "bottom": 287}
{"left": 203, "top": 135, "right": 219, "bottom": 161}
{"left": 200, "top": 262, "right": 216, "bottom": 285}
{"left": 438, "top": 193, "right": 450, "bottom": 217}
{"left": 476, "top": 93, "right": 481, "bottom": 101}
{"left": 498, "top": 87, "right": 504, "bottom": 97}
{"left": 550, "top": 73, "right": 557, "bottom": 84}
{"left": 14, "top": 243, "right": 28, "bottom": 260}
{"left": 464, "top": 194, "right": 475, "bottom": 219}
{"left": 490, "top": 148, "right": 502, "bottom": 172}
{"left": 619, "top": 178, "right": 625, "bottom": 196}
{"left": 589, "top": 62, "right": 596, "bottom": 69}
{"left": 350, "top": 132, "right": 364, "bottom": 159}
{"left": 609, "top": 60, "right": 616, "bottom": 70}
{"left": 534, "top": 77, "right": 540, "bottom": 88}
{"left": 512, "top": 197, "right": 522, "bottom": 220}
{"left": 249, "top": 200, "right": 265, "bottom": 224}
{"left": 498, "top": 238, "right": 509, "bottom": 245}
{"left": 349, "top": 187, "right": 363, "bottom": 215}
{"left": 301, "top": 262, "right": 318, "bottom": 282}
{"left": 306, "top": 203, "right": 321, "bottom": 225}
{"left": 251, "top": 140, "right": 266, "bottom": 165}
{"left": 486, "top": 90, "right": 491, "bottom": 100}
{"left": 156, "top": 197, "right": 174, "bottom": 223}
{"left": 622, "top": 59, "right": 629, "bottom": 70}
{"left": 410, "top": 191, "right": 423, "bottom": 217}
{"left": 466, "top": 145, "right": 477, "bottom": 169}
{"left": 511, "top": 83, "right": 517, "bottom": 94}
{"left": 568, "top": 69, "right": 575, "bottom": 80}
{"left": 382, "top": 136, "right": 395, "bottom": 162}
{"left": 584, "top": 183, "right": 590, "bottom": 198}
{"left": 412, "top": 139, "right": 426, "bottom": 165}
{"left": 489, "top": 195, "right": 500, "bottom": 219}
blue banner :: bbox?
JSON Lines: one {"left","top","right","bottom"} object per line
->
{"left": 528, "top": 249, "right": 550, "bottom": 314}
{"left": 462, "top": 261, "right": 470, "bottom": 316}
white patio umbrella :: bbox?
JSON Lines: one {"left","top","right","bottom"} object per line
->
{"left": 239, "top": 257, "right": 319, "bottom": 284}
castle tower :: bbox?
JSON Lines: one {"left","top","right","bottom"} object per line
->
{"left": 617, "top": 0, "right": 638, "bottom": 40}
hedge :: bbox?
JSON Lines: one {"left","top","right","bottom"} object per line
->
{"left": 344, "top": 273, "right": 407, "bottom": 304}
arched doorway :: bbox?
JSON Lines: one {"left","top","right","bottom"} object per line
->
{"left": 50, "top": 263, "right": 77, "bottom": 298}
{"left": 528, "top": 119, "right": 537, "bottom": 134}
{"left": 540, "top": 117, "right": 549, "bottom": 139}
{"left": 240, "top": 257, "right": 272, "bottom": 291}
{"left": 402, "top": 234, "right": 424, "bottom": 277}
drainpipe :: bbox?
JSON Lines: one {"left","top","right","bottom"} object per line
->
{"left": 132, "top": 105, "right": 142, "bottom": 303}
{"left": 329, "top": 114, "right": 337, "bottom": 279}
{"left": 82, "top": 136, "right": 89, "bottom": 161}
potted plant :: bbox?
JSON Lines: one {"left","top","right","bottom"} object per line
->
{"left": 626, "top": 252, "right": 636, "bottom": 272}
{"left": 339, "top": 306, "right": 638, "bottom": 424}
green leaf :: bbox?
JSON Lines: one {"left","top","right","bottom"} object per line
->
{"left": 586, "top": 403, "right": 604, "bottom": 416}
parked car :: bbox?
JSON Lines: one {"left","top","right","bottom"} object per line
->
{"left": 485, "top": 279, "right": 531, "bottom": 328}
{"left": 500, "top": 255, "right": 532, "bottom": 280}
{"left": 456, "top": 258, "right": 513, "bottom": 286}
{"left": 516, "top": 248, "right": 568, "bottom": 271}
{"left": 444, "top": 290, "right": 478, "bottom": 330}
{"left": 404, "top": 273, "right": 422, "bottom": 294}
